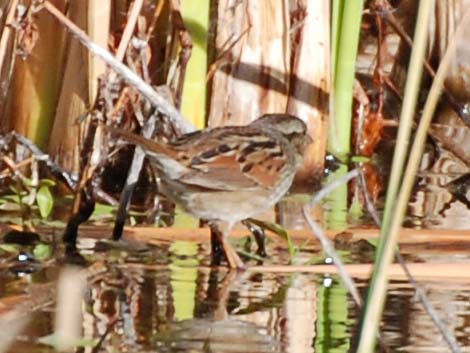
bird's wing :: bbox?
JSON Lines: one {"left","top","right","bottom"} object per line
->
{"left": 108, "top": 125, "right": 289, "bottom": 192}
{"left": 176, "top": 130, "right": 288, "bottom": 191}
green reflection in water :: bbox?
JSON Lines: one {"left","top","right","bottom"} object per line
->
{"left": 169, "top": 241, "right": 199, "bottom": 321}
{"left": 325, "top": 165, "right": 349, "bottom": 230}
{"left": 315, "top": 278, "right": 351, "bottom": 353}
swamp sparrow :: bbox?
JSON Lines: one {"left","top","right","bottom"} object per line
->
{"left": 108, "top": 114, "right": 312, "bottom": 269}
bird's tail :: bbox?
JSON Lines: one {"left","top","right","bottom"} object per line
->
{"left": 106, "top": 126, "right": 175, "bottom": 157}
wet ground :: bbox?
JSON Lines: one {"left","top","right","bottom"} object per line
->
{"left": 1, "top": 228, "right": 470, "bottom": 353}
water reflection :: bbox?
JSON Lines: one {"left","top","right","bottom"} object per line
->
{"left": 380, "top": 282, "right": 470, "bottom": 353}
{"left": 2, "top": 238, "right": 470, "bottom": 352}
{"left": 82, "top": 265, "right": 327, "bottom": 353}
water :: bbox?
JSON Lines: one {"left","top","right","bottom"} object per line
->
{"left": 1, "top": 234, "right": 469, "bottom": 353}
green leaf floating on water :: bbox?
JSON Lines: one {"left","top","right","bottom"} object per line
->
{"left": 1, "top": 194, "right": 22, "bottom": 204}
{"left": 33, "top": 244, "right": 52, "bottom": 260}
{"left": 0, "top": 244, "right": 20, "bottom": 254}
{"left": 37, "top": 185, "right": 54, "bottom": 219}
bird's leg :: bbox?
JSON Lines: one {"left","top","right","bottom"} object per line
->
{"left": 241, "top": 219, "right": 267, "bottom": 257}
{"left": 221, "top": 236, "right": 245, "bottom": 269}
{"left": 214, "top": 222, "right": 245, "bottom": 270}
{"left": 209, "top": 223, "right": 226, "bottom": 266}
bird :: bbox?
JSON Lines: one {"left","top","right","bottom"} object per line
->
{"left": 107, "top": 114, "right": 312, "bottom": 269}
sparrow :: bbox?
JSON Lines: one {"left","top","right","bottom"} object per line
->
{"left": 108, "top": 113, "right": 312, "bottom": 269}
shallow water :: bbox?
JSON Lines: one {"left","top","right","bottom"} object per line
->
{"left": 1, "top": 234, "right": 470, "bottom": 353}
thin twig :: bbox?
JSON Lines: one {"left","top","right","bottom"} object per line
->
{"left": 2, "top": 131, "right": 78, "bottom": 189}
{"left": 206, "top": 26, "right": 250, "bottom": 82}
{"left": 302, "top": 206, "right": 362, "bottom": 306}
{"left": 0, "top": 0, "right": 20, "bottom": 119}
{"left": 145, "top": 0, "right": 165, "bottom": 41}
{"left": 115, "top": 0, "right": 144, "bottom": 62}
{"left": 1, "top": 156, "right": 32, "bottom": 189}
{"left": 310, "top": 169, "right": 360, "bottom": 207}
{"left": 304, "top": 169, "right": 362, "bottom": 306}
{"left": 90, "top": 317, "right": 120, "bottom": 353}
{"left": 38, "top": 0, "right": 195, "bottom": 134}
{"left": 0, "top": 0, "right": 19, "bottom": 74}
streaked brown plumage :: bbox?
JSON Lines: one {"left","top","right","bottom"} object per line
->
{"left": 108, "top": 114, "right": 312, "bottom": 268}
